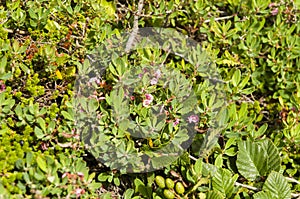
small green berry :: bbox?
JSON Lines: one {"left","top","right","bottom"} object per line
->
{"left": 163, "top": 189, "right": 175, "bottom": 199}
{"left": 165, "top": 178, "right": 175, "bottom": 189}
{"left": 155, "top": 175, "right": 165, "bottom": 189}
{"left": 175, "top": 182, "right": 185, "bottom": 195}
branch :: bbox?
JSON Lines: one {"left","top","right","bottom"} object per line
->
{"left": 203, "top": 15, "right": 235, "bottom": 23}
{"left": 3, "top": 28, "right": 27, "bottom": 35}
{"left": 286, "top": 176, "right": 300, "bottom": 184}
{"left": 189, "top": 155, "right": 198, "bottom": 161}
{"left": 234, "top": 182, "right": 260, "bottom": 191}
{"left": 235, "top": 181, "right": 300, "bottom": 198}
{"left": 291, "top": 193, "right": 300, "bottom": 198}
{"left": 125, "top": 0, "right": 144, "bottom": 52}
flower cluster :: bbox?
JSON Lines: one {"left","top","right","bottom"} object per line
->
{"left": 143, "top": 93, "right": 154, "bottom": 107}
{"left": 150, "top": 69, "right": 162, "bottom": 85}
{"left": 187, "top": 115, "right": 199, "bottom": 124}
{"left": 0, "top": 80, "right": 5, "bottom": 92}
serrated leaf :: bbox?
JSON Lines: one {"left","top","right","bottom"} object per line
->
{"left": 262, "top": 171, "right": 291, "bottom": 199}
{"left": 260, "top": 139, "right": 280, "bottom": 173}
{"left": 253, "top": 190, "right": 273, "bottom": 199}
{"left": 236, "top": 140, "right": 268, "bottom": 181}
{"left": 202, "top": 163, "right": 218, "bottom": 177}
{"left": 206, "top": 190, "right": 224, "bottom": 199}
{"left": 212, "top": 168, "right": 238, "bottom": 198}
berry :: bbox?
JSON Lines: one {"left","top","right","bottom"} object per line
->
{"left": 165, "top": 178, "right": 175, "bottom": 189}
{"left": 175, "top": 182, "right": 185, "bottom": 195}
{"left": 163, "top": 189, "right": 175, "bottom": 199}
{"left": 155, "top": 175, "right": 165, "bottom": 189}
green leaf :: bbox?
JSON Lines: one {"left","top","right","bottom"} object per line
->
{"left": 28, "top": 8, "right": 37, "bottom": 19}
{"left": 236, "top": 140, "right": 267, "bottom": 181}
{"left": 88, "top": 98, "right": 99, "bottom": 112}
{"left": 123, "top": 188, "right": 134, "bottom": 199}
{"left": 34, "top": 126, "right": 45, "bottom": 139}
{"left": 0, "top": 55, "right": 7, "bottom": 74}
{"left": 260, "top": 139, "right": 280, "bottom": 173}
{"left": 206, "top": 190, "right": 224, "bottom": 199}
{"left": 212, "top": 168, "right": 238, "bottom": 198}
{"left": 36, "top": 117, "right": 46, "bottom": 132}
{"left": 255, "top": 124, "right": 268, "bottom": 138}
{"left": 134, "top": 178, "right": 151, "bottom": 197}
{"left": 0, "top": 72, "right": 12, "bottom": 80}
{"left": 61, "top": 110, "right": 74, "bottom": 121}
{"left": 232, "top": 69, "right": 241, "bottom": 87}
{"left": 36, "top": 155, "right": 47, "bottom": 173}
{"left": 216, "top": 106, "right": 229, "bottom": 127}
{"left": 262, "top": 171, "right": 291, "bottom": 199}
{"left": 98, "top": 173, "right": 109, "bottom": 182}
{"left": 26, "top": 152, "right": 34, "bottom": 166}
{"left": 253, "top": 190, "right": 273, "bottom": 199}
{"left": 194, "top": 158, "right": 203, "bottom": 176}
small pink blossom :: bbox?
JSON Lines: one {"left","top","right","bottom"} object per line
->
{"left": 88, "top": 77, "right": 101, "bottom": 85}
{"left": 173, "top": 118, "right": 180, "bottom": 126}
{"left": 143, "top": 94, "right": 154, "bottom": 107}
{"left": 187, "top": 115, "right": 199, "bottom": 124}
{"left": 268, "top": 2, "right": 276, "bottom": 8}
{"left": 0, "top": 81, "right": 5, "bottom": 92}
{"left": 41, "top": 142, "right": 49, "bottom": 150}
{"left": 271, "top": 8, "right": 278, "bottom": 15}
{"left": 73, "top": 134, "right": 80, "bottom": 140}
{"left": 154, "top": 69, "right": 161, "bottom": 79}
{"left": 150, "top": 78, "right": 158, "bottom": 85}
{"left": 74, "top": 188, "right": 85, "bottom": 197}
{"left": 62, "top": 172, "right": 69, "bottom": 178}
{"left": 145, "top": 93, "right": 153, "bottom": 101}
{"left": 77, "top": 172, "right": 84, "bottom": 181}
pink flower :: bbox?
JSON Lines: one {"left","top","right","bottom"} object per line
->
{"left": 62, "top": 172, "right": 69, "bottom": 178}
{"left": 41, "top": 142, "right": 49, "bottom": 150}
{"left": 150, "top": 78, "right": 158, "bottom": 85}
{"left": 77, "top": 172, "right": 84, "bottom": 181}
{"left": 154, "top": 69, "right": 161, "bottom": 79}
{"left": 0, "top": 81, "right": 5, "bottom": 92}
{"left": 268, "top": 2, "right": 276, "bottom": 8}
{"left": 88, "top": 77, "right": 101, "bottom": 84}
{"left": 173, "top": 118, "right": 180, "bottom": 126}
{"left": 187, "top": 115, "right": 199, "bottom": 124}
{"left": 271, "top": 8, "right": 278, "bottom": 15}
{"left": 143, "top": 94, "right": 154, "bottom": 107}
{"left": 74, "top": 188, "right": 85, "bottom": 197}
{"left": 145, "top": 93, "right": 153, "bottom": 101}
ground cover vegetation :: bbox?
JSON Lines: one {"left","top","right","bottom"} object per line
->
{"left": 0, "top": 0, "right": 300, "bottom": 198}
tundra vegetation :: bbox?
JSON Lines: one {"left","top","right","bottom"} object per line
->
{"left": 0, "top": 0, "right": 300, "bottom": 198}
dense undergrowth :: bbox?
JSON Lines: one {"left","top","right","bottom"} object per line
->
{"left": 0, "top": 0, "right": 300, "bottom": 198}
